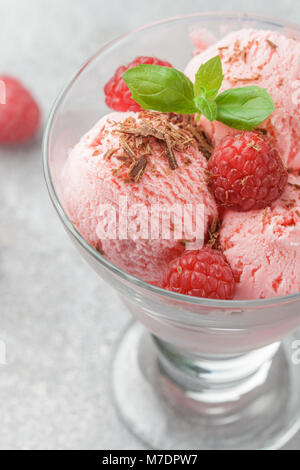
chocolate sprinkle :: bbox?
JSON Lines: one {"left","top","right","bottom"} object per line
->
{"left": 266, "top": 39, "right": 278, "bottom": 50}
{"left": 255, "top": 128, "right": 268, "bottom": 136}
{"left": 207, "top": 217, "right": 222, "bottom": 249}
{"left": 230, "top": 74, "right": 261, "bottom": 83}
{"left": 288, "top": 183, "right": 300, "bottom": 191}
{"left": 103, "top": 148, "right": 117, "bottom": 160}
{"left": 129, "top": 156, "right": 148, "bottom": 183}
{"left": 118, "top": 123, "right": 165, "bottom": 141}
{"left": 120, "top": 139, "right": 136, "bottom": 160}
{"left": 185, "top": 124, "right": 213, "bottom": 160}
{"left": 164, "top": 134, "right": 178, "bottom": 170}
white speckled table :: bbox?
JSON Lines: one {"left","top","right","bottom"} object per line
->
{"left": 0, "top": 0, "right": 299, "bottom": 450}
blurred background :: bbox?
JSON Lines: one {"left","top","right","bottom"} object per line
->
{"left": 0, "top": 0, "right": 299, "bottom": 450}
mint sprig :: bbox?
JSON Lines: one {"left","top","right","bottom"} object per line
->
{"left": 122, "top": 56, "right": 275, "bottom": 131}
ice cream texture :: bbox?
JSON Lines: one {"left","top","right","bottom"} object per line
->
{"left": 220, "top": 174, "right": 300, "bottom": 299}
{"left": 62, "top": 112, "right": 218, "bottom": 285}
{"left": 185, "top": 29, "right": 300, "bottom": 171}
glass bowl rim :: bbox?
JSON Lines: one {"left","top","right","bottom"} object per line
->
{"left": 43, "top": 11, "right": 300, "bottom": 311}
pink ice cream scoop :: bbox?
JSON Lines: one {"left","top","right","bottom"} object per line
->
{"left": 220, "top": 174, "right": 300, "bottom": 300}
{"left": 62, "top": 112, "right": 218, "bottom": 285}
{"left": 185, "top": 29, "right": 300, "bottom": 171}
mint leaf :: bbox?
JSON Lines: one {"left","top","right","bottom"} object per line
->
{"left": 194, "top": 55, "right": 223, "bottom": 98}
{"left": 215, "top": 86, "right": 275, "bottom": 130}
{"left": 123, "top": 65, "right": 197, "bottom": 114}
{"left": 194, "top": 95, "right": 217, "bottom": 122}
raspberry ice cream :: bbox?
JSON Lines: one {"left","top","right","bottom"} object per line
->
{"left": 185, "top": 29, "right": 300, "bottom": 170}
{"left": 61, "top": 28, "right": 300, "bottom": 300}
{"left": 220, "top": 174, "right": 300, "bottom": 299}
{"left": 62, "top": 111, "right": 218, "bottom": 285}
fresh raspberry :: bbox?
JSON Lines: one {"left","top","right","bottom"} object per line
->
{"left": 104, "top": 56, "right": 173, "bottom": 112}
{"left": 0, "top": 76, "right": 40, "bottom": 144}
{"left": 164, "top": 248, "right": 235, "bottom": 300}
{"left": 208, "top": 132, "right": 288, "bottom": 212}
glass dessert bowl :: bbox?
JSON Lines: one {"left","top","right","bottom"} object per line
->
{"left": 43, "top": 13, "right": 300, "bottom": 450}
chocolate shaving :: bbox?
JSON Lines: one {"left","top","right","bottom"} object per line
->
{"left": 120, "top": 139, "right": 136, "bottom": 160}
{"left": 116, "top": 155, "right": 130, "bottom": 162}
{"left": 226, "top": 40, "right": 243, "bottom": 64}
{"left": 185, "top": 124, "right": 213, "bottom": 160}
{"left": 278, "top": 78, "right": 284, "bottom": 87}
{"left": 135, "top": 135, "right": 144, "bottom": 148}
{"left": 266, "top": 39, "right": 278, "bottom": 50}
{"left": 288, "top": 183, "right": 300, "bottom": 191}
{"left": 184, "top": 157, "right": 192, "bottom": 166}
{"left": 242, "top": 48, "right": 248, "bottom": 63}
{"left": 119, "top": 123, "right": 165, "bottom": 141}
{"left": 255, "top": 128, "right": 268, "bottom": 136}
{"left": 129, "top": 156, "right": 147, "bottom": 183}
{"left": 103, "top": 148, "right": 117, "bottom": 160}
{"left": 165, "top": 134, "right": 178, "bottom": 170}
{"left": 207, "top": 217, "right": 222, "bottom": 249}
{"left": 230, "top": 74, "right": 261, "bottom": 83}
{"left": 179, "top": 239, "right": 193, "bottom": 246}
{"left": 112, "top": 166, "right": 123, "bottom": 177}
{"left": 96, "top": 243, "right": 105, "bottom": 255}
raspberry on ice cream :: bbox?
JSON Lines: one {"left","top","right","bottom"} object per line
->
{"left": 208, "top": 132, "right": 288, "bottom": 211}
{"left": 62, "top": 111, "right": 218, "bottom": 285}
{"left": 220, "top": 174, "right": 300, "bottom": 300}
{"left": 104, "top": 57, "right": 173, "bottom": 112}
{"left": 164, "top": 248, "right": 235, "bottom": 299}
{"left": 0, "top": 75, "right": 40, "bottom": 144}
{"left": 185, "top": 29, "right": 300, "bottom": 170}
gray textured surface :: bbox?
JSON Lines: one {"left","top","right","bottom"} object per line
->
{"left": 0, "top": 0, "right": 299, "bottom": 450}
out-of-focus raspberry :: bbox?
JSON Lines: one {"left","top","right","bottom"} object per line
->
{"left": 0, "top": 75, "right": 40, "bottom": 144}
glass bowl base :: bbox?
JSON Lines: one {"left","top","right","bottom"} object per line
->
{"left": 112, "top": 322, "right": 300, "bottom": 450}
